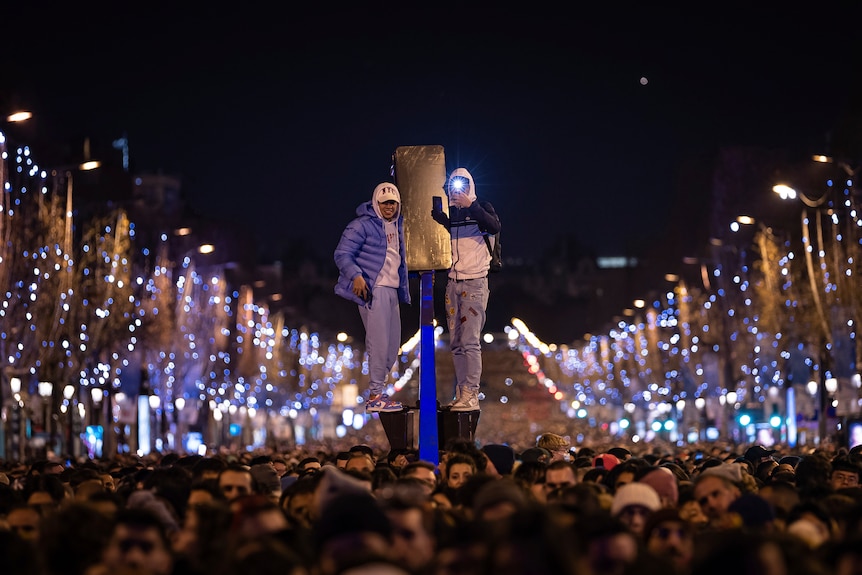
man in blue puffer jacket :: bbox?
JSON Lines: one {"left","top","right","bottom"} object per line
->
{"left": 334, "top": 182, "right": 411, "bottom": 412}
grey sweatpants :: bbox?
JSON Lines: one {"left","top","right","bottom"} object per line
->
{"left": 358, "top": 285, "right": 401, "bottom": 397}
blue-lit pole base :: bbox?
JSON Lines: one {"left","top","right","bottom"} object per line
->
{"left": 418, "top": 270, "right": 439, "bottom": 464}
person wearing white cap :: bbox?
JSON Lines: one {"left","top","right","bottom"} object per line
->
{"left": 335, "top": 182, "right": 411, "bottom": 412}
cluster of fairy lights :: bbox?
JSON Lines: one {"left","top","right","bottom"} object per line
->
{"left": 505, "top": 175, "right": 862, "bottom": 426}
{"left": 6, "top": 130, "right": 860, "bottom": 442}
{"left": 0, "top": 133, "right": 370, "bottom": 433}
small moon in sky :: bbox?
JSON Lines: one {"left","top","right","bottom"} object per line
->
{"left": 640, "top": 77, "right": 649, "bottom": 85}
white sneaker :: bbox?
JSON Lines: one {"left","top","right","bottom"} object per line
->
{"left": 366, "top": 394, "right": 403, "bottom": 413}
{"left": 449, "top": 389, "right": 479, "bottom": 411}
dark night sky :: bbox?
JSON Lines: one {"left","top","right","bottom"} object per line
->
{"left": 4, "top": 3, "right": 862, "bottom": 265}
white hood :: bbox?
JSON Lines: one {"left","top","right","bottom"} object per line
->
{"left": 372, "top": 182, "right": 401, "bottom": 219}
{"left": 447, "top": 167, "right": 476, "bottom": 206}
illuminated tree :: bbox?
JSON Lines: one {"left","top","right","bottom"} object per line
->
{"left": 167, "top": 259, "right": 233, "bottom": 412}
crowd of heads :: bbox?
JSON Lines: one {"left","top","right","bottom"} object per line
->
{"left": 2, "top": 436, "right": 862, "bottom": 575}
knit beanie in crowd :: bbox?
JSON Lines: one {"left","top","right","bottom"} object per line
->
{"left": 698, "top": 462, "right": 743, "bottom": 486}
{"left": 482, "top": 444, "right": 516, "bottom": 476}
{"left": 611, "top": 482, "right": 662, "bottom": 516}
{"left": 639, "top": 467, "right": 679, "bottom": 506}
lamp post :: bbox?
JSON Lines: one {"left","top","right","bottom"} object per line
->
{"left": 695, "top": 396, "right": 707, "bottom": 440}
{"left": 37, "top": 381, "right": 53, "bottom": 457}
{"left": 7, "top": 376, "right": 28, "bottom": 461}
{"left": 148, "top": 393, "right": 162, "bottom": 454}
{"left": 90, "top": 386, "right": 105, "bottom": 457}
{"left": 62, "top": 384, "right": 77, "bottom": 457}
{"left": 174, "top": 397, "right": 186, "bottom": 453}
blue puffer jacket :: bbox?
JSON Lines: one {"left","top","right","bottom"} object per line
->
{"left": 334, "top": 185, "right": 411, "bottom": 306}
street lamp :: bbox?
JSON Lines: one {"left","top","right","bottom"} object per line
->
{"left": 5, "top": 376, "right": 28, "bottom": 461}
{"left": 37, "top": 381, "right": 53, "bottom": 456}
{"left": 174, "top": 397, "right": 186, "bottom": 453}
{"left": 148, "top": 394, "right": 162, "bottom": 454}
{"left": 6, "top": 111, "right": 33, "bottom": 123}
{"left": 62, "top": 384, "right": 77, "bottom": 457}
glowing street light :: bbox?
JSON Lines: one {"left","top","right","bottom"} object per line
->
{"left": 6, "top": 111, "right": 32, "bottom": 123}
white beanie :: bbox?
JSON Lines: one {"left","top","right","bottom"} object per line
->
{"left": 611, "top": 482, "right": 662, "bottom": 516}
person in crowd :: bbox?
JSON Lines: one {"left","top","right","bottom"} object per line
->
{"left": 472, "top": 477, "right": 529, "bottom": 522}
{"left": 601, "top": 457, "right": 639, "bottom": 493}
{"left": 191, "top": 457, "right": 227, "bottom": 482}
{"left": 481, "top": 443, "right": 516, "bottom": 477}
{"left": 399, "top": 460, "right": 438, "bottom": 495}
{"left": 795, "top": 452, "right": 834, "bottom": 500}
{"left": 334, "top": 452, "right": 351, "bottom": 470}
{"left": 21, "top": 473, "right": 67, "bottom": 513}
{"left": 512, "top": 460, "right": 548, "bottom": 504}
{"left": 334, "top": 181, "right": 410, "bottom": 413}
{"left": 218, "top": 464, "right": 256, "bottom": 502}
{"left": 295, "top": 457, "right": 323, "bottom": 476}
{"left": 727, "top": 492, "right": 780, "bottom": 532}
{"left": 553, "top": 482, "right": 608, "bottom": 518}
{"left": 544, "top": 460, "right": 578, "bottom": 499}
{"left": 14, "top": 433, "right": 862, "bottom": 575}
{"left": 250, "top": 463, "right": 283, "bottom": 505}
{"left": 785, "top": 500, "right": 835, "bottom": 548}
{"left": 230, "top": 493, "right": 291, "bottom": 541}
{"left": 520, "top": 446, "right": 552, "bottom": 465}
{"left": 638, "top": 465, "right": 679, "bottom": 508}
{"left": 172, "top": 501, "right": 233, "bottom": 575}
{"left": 432, "top": 167, "right": 501, "bottom": 411}
{"left": 344, "top": 451, "right": 376, "bottom": 474}
{"left": 610, "top": 482, "right": 661, "bottom": 537}
{"left": 743, "top": 444, "right": 776, "bottom": 470}
{"left": 536, "top": 432, "right": 571, "bottom": 462}
{"left": 642, "top": 508, "right": 695, "bottom": 575}
{"left": 444, "top": 453, "right": 476, "bottom": 491}
{"left": 607, "top": 447, "right": 632, "bottom": 462}
{"left": 280, "top": 473, "right": 320, "bottom": 530}
{"left": 187, "top": 477, "right": 225, "bottom": 507}
{"left": 94, "top": 507, "right": 176, "bottom": 575}
{"left": 38, "top": 501, "right": 114, "bottom": 575}
{"left": 379, "top": 484, "right": 437, "bottom": 573}
{"left": 313, "top": 491, "right": 401, "bottom": 575}
{"left": 692, "top": 463, "right": 743, "bottom": 527}
{"left": 5, "top": 503, "right": 41, "bottom": 542}
{"left": 830, "top": 455, "right": 862, "bottom": 491}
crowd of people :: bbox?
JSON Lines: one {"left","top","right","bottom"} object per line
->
{"left": 2, "top": 433, "right": 862, "bottom": 575}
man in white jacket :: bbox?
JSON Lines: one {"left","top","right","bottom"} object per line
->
{"left": 432, "top": 168, "right": 501, "bottom": 411}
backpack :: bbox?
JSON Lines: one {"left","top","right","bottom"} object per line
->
{"left": 483, "top": 231, "right": 502, "bottom": 273}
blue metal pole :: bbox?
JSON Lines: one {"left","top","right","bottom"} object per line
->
{"left": 418, "top": 270, "right": 438, "bottom": 464}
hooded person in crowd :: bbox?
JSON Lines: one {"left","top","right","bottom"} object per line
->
{"left": 335, "top": 182, "right": 410, "bottom": 413}
{"left": 432, "top": 168, "right": 501, "bottom": 412}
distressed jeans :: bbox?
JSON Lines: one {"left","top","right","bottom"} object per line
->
{"left": 445, "top": 277, "right": 489, "bottom": 393}
{"left": 358, "top": 285, "right": 401, "bottom": 397}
